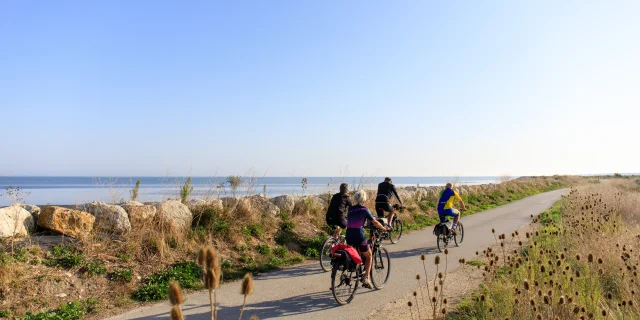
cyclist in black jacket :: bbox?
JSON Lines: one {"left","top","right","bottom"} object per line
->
{"left": 326, "top": 183, "right": 352, "bottom": 239}
{"left": 375, "top": 177, "right": 403, "bottom": 227}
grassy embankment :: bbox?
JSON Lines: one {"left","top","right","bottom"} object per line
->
{"left": 0, "top": 176, "right": 581, "bottom": 319}
{"left": 448, "top": 178, "right": 640, "bottom": 319}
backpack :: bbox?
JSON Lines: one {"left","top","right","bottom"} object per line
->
{"left": 331, "top": 244, "right": 362, "bottom": 271}
{"left": 433, "top": 223, "right": 450, "bottom": 236}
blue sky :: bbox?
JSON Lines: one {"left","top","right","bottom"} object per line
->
{"left": 1, "top": 1, "right": 638, "bottom": 177}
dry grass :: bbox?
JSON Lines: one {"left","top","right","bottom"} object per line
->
{"left": 449, "top": 180, "right": 640, "bottom": 319}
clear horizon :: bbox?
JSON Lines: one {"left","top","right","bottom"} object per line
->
{"left": 1, "top": 1, "right": 638, "bottom": 177}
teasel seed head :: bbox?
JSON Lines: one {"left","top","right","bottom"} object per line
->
{"left": 205, "top": 248, "right": 217, "bottom": 270}
{"left": 205, "top": 269, "right": 216, "bottom": 290}
{"left": 168, "top": 282, "right": 184, "bottom": 306}
{"left": 242, "top": 273, "right": 254, "bottom": 296}
{"left": 197, "top": 247, "right": 207, "bottom": 267}
{"left": 170, "top": 305, "right": 183, "bottom": 320}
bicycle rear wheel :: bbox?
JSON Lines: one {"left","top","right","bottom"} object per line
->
{"left": 331, "top": 266, "right": 358, "bottom": 305}
{"left": 389, "top": 219, "right": 403, "bottom": 244}
{"left": 371, "top": 246, "right": 391, "bottom": 289}
{"left": 436, "top": 234, "right": 447, "bottom": 252}
{"left": 320, "top": 237, "right": 336, "bottom": 272}
{"left": 454, "top": 222, "right": 464, "bottom": 246}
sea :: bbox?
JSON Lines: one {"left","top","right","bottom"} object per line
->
{"left": 0, "top": 176, "right": 500, "bottom": 206}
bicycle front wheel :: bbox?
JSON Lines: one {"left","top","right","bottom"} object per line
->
{"left": 331, "top": 267, "right": 358, "bottom": 305}
{"left": 320, "top": 237, "right": 336, "bottom": 272}
{"left": 389, "top": 219, "right": 403, "bottom": 244}
{"left": 371, "top": 246, "right": 391, "bottom": 289}
{"left": 454, "top": 223, "right": 464, "bottom": 246}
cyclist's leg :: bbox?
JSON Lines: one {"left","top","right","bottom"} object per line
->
{"left": 326, "top": 215, "right": 338, "bottom": 238}
{"left": 327, "top": 215, "right": 347, "bottom": 239}
{"left": 375, "top": 204, "right": 385, "bottom": 218}
{"left": 335, "top": 215, "right": 347, "bottom": 238}
{"left": 332, "top": 226, "right": 341, "bottom": 239}
{"left": 452, "top": 208, "right": 460, "bottom": 225}
{"left": 356, "top": 240, "right": 372, "bottom": 286}
{"left": 362, "top": 247, "right": 372, "bottom": 279}
{"left": 441, "top": 209, "right": 458, "bottom": 226}
{"left": 377, "top": 202, "right": 394, "bottom": 226}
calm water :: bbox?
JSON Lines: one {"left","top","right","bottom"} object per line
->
{"left": 0, "top": 176, "right": 499, "bottom": 206}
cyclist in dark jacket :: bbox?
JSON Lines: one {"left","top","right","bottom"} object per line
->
{"left": 326, "top": 183, "right": 352, "bottom": 239}
{"left": 375, "top": 177, "right": 403, "bottom": 227}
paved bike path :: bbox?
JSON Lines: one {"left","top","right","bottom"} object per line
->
{"left": 109, "top": 189, "right": 566, "bottom": 320}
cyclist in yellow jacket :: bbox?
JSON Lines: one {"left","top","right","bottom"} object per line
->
{"left": 437, "top": 183, "right": 467, "bottom": 234}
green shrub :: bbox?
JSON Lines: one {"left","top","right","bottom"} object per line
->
{"left": 212, "top": 218, "right": 231, "bottom": 238}
{"left": 266, "top": 256, "right": 284, "bottom": 269}
{"left": 83, "top": 260, "right": 106, "bottom": 276}
{"left": 465, "top": 260, "right": 485, "bottom": 267}
{"left": 248, "top": 224, "right": 264, "bottom": 238}
{"left": 275, "top": 214, "right": 296, "bottom": 245}
{"left": 15, "top": 298, "right": 99, "bottom": 320}
{"left": 299, "top": 236, "right": 324, "bottom": 252}
{"left": 239, "top": 254, "right": 255, "bottom": 265}
{"left": 419, "top": 201, "right": 436, "bottom": 211}
{"left": 280, "top": 219, "right": 295, "bottom": 233}
{"left": 116, "top": 251, "right": 131, "bottom": 263}
{"left": 132, "top": 261, "right": 202, "bottom": 302}
{"left": 130, "top": 179, "right": 141, "bottom": 201}
{"left": 0, "top": 310, "right": 12, "bottom": 318}
{"left": 275, "top": 232, "right": 294, "bottom": 245}
{"left": 274, "top": 247, "right": 288, "bottom": 258}
{"left": 45, "top": 246, "right": 84, "bottom": 269}
{"left": 180, "top": 177, "right": 194, "bottom": 204}
{"left": 221, "top": 259, "right": 234, "bottom": 269}
{"left": 0, "top": 252, "right": 11, "bottom": 265}
{"left": 110, "top": 268, "right": 133, "bottom": 283}
{"left": 304, "top": 248, "right": 319, "bottom": 258}
{"left": 13, "top": 248, "right": 28, "bottom": 262}
{"left": 256, "top": 244, "right": 271, "bottom": 255}
{"left": 227, "top": 175, "right": 242, "bottom": 197}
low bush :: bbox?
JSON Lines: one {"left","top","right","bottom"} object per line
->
{"left": 15, "top": 299, "right": 99, "bottom": 320}
{"left": 110, "top": 268, "right": 133, "bottom": 283}
{"left": 45, "top": 246, "right": 84, "bottom": 269}
{"left": 132, "top": 261, "right": 202, "bottom": 302}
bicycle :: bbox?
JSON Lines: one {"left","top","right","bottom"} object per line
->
{"left": 376, "top": 204, "right": 405, "bottom": 244}
{"left": 320, "top": 234, "right": 346, "bottom": 272}
{"left": 433, "top": 210, "right": 465, "bottom": 252}
{"left": 330, "top": 219, "right": 391, "bottom": 305}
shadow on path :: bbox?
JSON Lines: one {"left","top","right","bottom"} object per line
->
{"left": 388, "top": 246, "right": 440, "bottom": 260}
{"left": 257, "top": 263, "right": 323, "bottom": 280}
{"left": 131, "top": 290, "right": 363, "bottom": 320}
